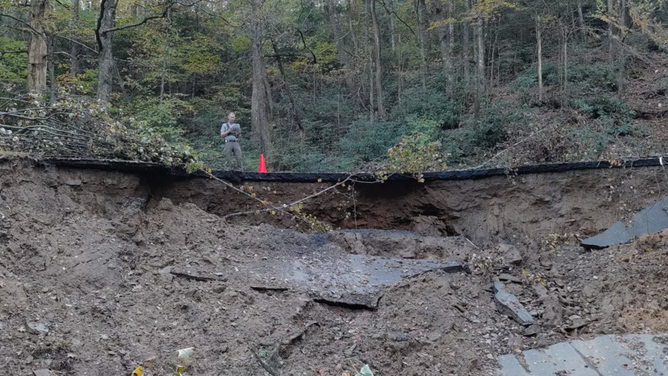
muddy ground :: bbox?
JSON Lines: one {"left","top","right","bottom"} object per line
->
{"left": 1, "top": 159, "right": 668, "bottom": 375}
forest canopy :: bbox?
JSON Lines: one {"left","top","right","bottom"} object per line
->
{"left": 1, "top": 0, "right": 668, "bottom": 172}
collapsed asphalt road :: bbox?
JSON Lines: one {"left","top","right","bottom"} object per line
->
{"left": 2, "top": 157, "right": 668, "bottom": 375}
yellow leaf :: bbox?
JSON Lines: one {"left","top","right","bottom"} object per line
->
{"left": 132, "top": 365, "right": 143, "bottom": 376}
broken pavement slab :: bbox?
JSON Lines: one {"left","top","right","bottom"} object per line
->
{"left": 245, "top": 230, "right": 467, "bottom": 309}
{"left": 582, "top": 196, "right": 668, "bottom": 248}
{"left": 498, "top": 334, "right": 668, "bottom": 376}
{"left": 33, "top": 370, "right": 54, "bottom": 376}
{"left": 493, "top": 282, "right": 534, "bottom": 326}
{"left": 252, "top": 254, "right": 465, "bottom": 309}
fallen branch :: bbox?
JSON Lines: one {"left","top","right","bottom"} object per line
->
{"left": 250, "top": 286, "right": 289, "bottom": 292}
{"left": 202, "top": 169, "right": 354, "bottom": 228}
{"left": 170, "top": 271, "right": 222, "bottom": 282}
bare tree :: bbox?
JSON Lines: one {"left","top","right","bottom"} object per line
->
{"left": 537, "top": 14, "right": 543, "bottom": 102}
{"left": 250, "top": 0, "right": 272, "bottom": 155}
{"left": 370, "top": 0, "right": 385, "bottom": 118}
{"left": 27, "top": 0, "right": 48, "bottom": 93}
{"left": 70, "top": 0, "right": 80, "bottom": 76}
{"left": 95, "top": 0, "right": 118, "bottom": 103}
{"left": 95, "top": 0, "right": 176, "bottom": 104}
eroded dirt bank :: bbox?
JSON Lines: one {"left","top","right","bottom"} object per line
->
{"left": 155, "top": 163, "right": 668, "bottom": 243}
{"left": 1, "top": 159, "right": 668, "bottom": 376}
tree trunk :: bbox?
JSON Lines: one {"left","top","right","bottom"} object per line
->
{"left": 70, "top": 0, "right": 80, "bottom": 76}
{"left": 370, "top": 0, "right": 385, "bottom": 118}
{"left": 472, "top": 16, "right": 480, "bottom": 119}
{"left": 463, "top": 0, "right": 471, "bottom": 86}
{"left": 159, "top": 8, "right": 170, "bottom": 103}
{"left": 96, "top": 0, "right": 117, "bottom": 104}
{"left": 435, "top": 0, "right": 451, "bottom": 85}
{"left": 563, "top": 26, "right": 568, "bottom": 107}
{"left": 476, "top": 18, "right": 484, "bottom": 96}
{"left": 389, "top": 0, "right": 396, "bottom": 52}
{"left": 271, "top": 40, "right": 304, "bottom": 141}
{"left": 537, "top": 15, "right": 543, "bottom": 103}
{"left": 416, "top": 0, "right": 427, "bottom": 89}
{"left": 447, "top": 0, "right": 454, "bottom": 85}
{"left": 608, "top": 0, "right": 614, "bottom": 63}
{"left": 27, "top": 0, "right": 48, "bottom": 94}
{"left": 489, "top": 19, "right": 498, "bottom": 86}
{"left": 250, "top": 0, "right": 272, "bottom": 155}
{"left": 48, "top": 34, "right": 56, "bottom": 105}
{"left": 397, "top": 33, "right": 402, "bottom": 106}
{"left": 326, "top": 0, "right": 345, "bottom": 64}
{"left": 577, "top": 1, "right": 585, "bottom": 41}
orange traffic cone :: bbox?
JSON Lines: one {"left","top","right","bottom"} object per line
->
{"left": 258, "top": 154, "right": 267, "bottom": 173}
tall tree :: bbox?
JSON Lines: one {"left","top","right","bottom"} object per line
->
{"left": 95, "top": 0, "right": 176, "bottom": 104}
{"left": 537, "top": 13, "right": 543, "bottom": 102}
{"left": 27, "top": 0, "right": 48, "bottom": 93}
{"left": 95, "top": 0, "right": 118, "bottom": 103}
{"left": 70, "top": 0, "right": 80, "bottom": 76}
{"left": 250, "top": 0, "right": 272, "bottom": 155}
{"left": 370, "top": 0, "right": 385, "bottom": 118}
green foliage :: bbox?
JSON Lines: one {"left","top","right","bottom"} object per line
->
{"left": 128, "top": 96, "right": 192, "bottom": 142}
{"left": 0, "top": 93, "right": 201, "bottom": 170}
{"left": 445, "top": 103, "right": 520, "bottom": 164}
{"left": 384, "top": 117, "right": 446, "bottom": 180}
{"left": 230, "top": 35, "right": 251, "bottom": 52}
{"left": 512, "top": 62, "right": 558, "bottom": 89}
{"left": 0, "top": 37, "right": 28, "bottom": 84}
{"left": 568, "top": 65, "right": 617, "bottom": 91}
{"left": 392, "top": 88, "right": 460, "bottom": 128}
{"left": 574, "top": 93, "right": 632, "bottom": 120}
{"left": 337, "top": 120, "right": 402, "bottom": 170}
{"left": 57, "top": 69, "right": 98, "bottom": 95}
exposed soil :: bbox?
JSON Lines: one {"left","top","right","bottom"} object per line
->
{"left": 1, "top": 158, "right": 668, "bottom": 376}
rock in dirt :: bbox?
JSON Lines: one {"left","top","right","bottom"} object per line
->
{"left": 582, "top": 196, "right": 668, "bottom": 248}
{"left": 494, "top": 282, "right": 534, "bottom": 326}
{"left": 524, "top": 324, "right": 540, "bottom": 336}
{"left": 499, "top": 273, "right": 522, "bottom": 283}
{"left": 565, "top": 318, "right": 588, "bottom": 331}
{"left": 64, "top": 179, "right": 82, "bottom": 186}
{"left": 33, "top": 370, "right": 53, "bottom": 376}
{"left": 26, "top": 322, "right": 49, "bottom": 334}
{"left": 499, "top": 244, "right": 523, "bottom": 266}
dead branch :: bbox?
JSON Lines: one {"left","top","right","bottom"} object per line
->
{"left": 203, "top": 169, "right": 354, "bottom": 226}
{"left": 56, "top": 35, "right": 98, "bottom": 54}
{"left": 250, "top": 286, "right": 289, "bottom": 292}
{"left": 170, "top": 271, "right": 222, "bottom": 282}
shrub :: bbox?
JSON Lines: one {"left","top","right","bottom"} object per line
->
{"left": 338, "top": 119, "right": 402, "bottom": 168}
{"left": 392, "top": 87, "right": 460, "bottom": 128}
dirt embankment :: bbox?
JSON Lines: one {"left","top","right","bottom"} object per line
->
{"left": 1, "top": 159, "right": 668, "bottom": 376}
{"left": 155, "top": 164, "right": 668, "bottom": 243}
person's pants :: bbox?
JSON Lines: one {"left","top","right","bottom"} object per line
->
{"left": 223, "top": 141, "right": 243, "bottom": 171}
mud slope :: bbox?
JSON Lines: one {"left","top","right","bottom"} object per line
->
{"left": 152, "top": 163, "right": 668, "bottom": 243}
{"left": 1, "top": 159, "right": 668, "bottom": 376}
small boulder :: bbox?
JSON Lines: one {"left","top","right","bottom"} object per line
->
{"left": 499, "top": 244, "right": 523, "bottom": 266}
{"left": 26, "top": 322, "right": 49, "bottom": 334}
{"left": 494, "top": 282, "right": 534, "bottom": 326}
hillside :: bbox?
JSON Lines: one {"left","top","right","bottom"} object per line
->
{"left": 1, "top": 0, "right": 667, "bottom": 172}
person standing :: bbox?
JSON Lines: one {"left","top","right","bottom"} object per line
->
{"left": 220, "top": 112, "right": 243, "bottom": 171}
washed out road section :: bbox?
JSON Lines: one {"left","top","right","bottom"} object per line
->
{"left": 499, "top": 334, "right": 668, "bottom": 375}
